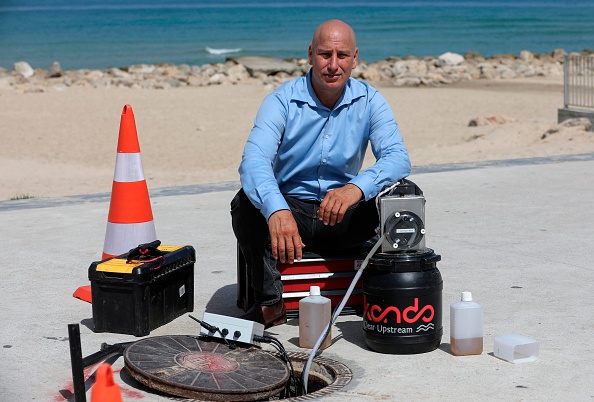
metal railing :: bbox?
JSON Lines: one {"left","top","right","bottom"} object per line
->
{"left": 564, "top": 55, "right": 594, "bottom": 109}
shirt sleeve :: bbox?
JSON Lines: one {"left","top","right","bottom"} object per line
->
{"left": 238, "top": 91, "right": 290, "bottom": 221}
{"left": 349, "top": 89, "right": 411, "bottom": 200}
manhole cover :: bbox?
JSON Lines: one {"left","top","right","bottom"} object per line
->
{"left": 124, "top": 335, "right": 289, "bottom": 401}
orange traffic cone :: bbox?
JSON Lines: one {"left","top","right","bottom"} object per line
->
{"left": 73, "top": 104, "right": 157, "bottom": 303}
{"left": 102, "top": 104, "right": 157, "bottom": 260}
{"left": 91, "top": 363, "right": 123, "bottom": 402}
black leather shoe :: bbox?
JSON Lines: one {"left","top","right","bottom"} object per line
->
{"left": 240, "top": 299, "right": 287, "bottom": 329}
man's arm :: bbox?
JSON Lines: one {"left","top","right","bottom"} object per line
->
{"left": 239, "top": 92, "right": 288, "bottom": 220}
{"left": 268, "top": 210, "right": 304, "bottom": 263}
{"left": 317, "top": 183, "right": 362, "bottom": 226}
{"left": 239, "top": 92, "right": 305, "bottom": 263}
{"left": 348, "top": 89, "right": 411, "bottom": 201}
{"left": 317, "top": 88, "right": 410, "bottom": 226}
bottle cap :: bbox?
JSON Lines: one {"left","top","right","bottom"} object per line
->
{"left": 310, "top": 286, "right": 321, "bottom": 296}
{"left": 461, "top": 291, "right": 473, "bottom": 302}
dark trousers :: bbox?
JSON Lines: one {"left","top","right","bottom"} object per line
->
{"left": 230, "top": 189, "right": 379, "bottom": 306}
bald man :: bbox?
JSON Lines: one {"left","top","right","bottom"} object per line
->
{"left": 232, "top": 20, "right": 411, "bottom": 328}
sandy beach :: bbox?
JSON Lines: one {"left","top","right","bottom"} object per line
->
{"left": 1, "top": 75, "right": 592, "bottom": 201}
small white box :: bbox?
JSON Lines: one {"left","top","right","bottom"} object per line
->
{"left": 493, "top": 334, "right": 539, "bottom": 364}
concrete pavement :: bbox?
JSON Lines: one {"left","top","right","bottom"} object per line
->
{"left": 1, "top": 153, "right": 593, "bottom": 401}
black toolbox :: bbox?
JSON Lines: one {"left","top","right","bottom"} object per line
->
{"left": 89, "top": 243, "right": 195, "bottom": 337}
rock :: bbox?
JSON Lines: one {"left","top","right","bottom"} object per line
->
{"left": 227, "top": 56, "right": 300, "bottom": 76}
{"left": 362, "top": 66, "right": 381, "bottom": 81}
{"left": 272, "top": 71, "right": 293, "bottom": 84}
{"left": 85, "top": 70, "right": 104, "bottom": 80}
{"left": 490, "top": 53, "right": 516, "bottom": 60}
{"left": 552, "top": 48, "right": 566, "bottom": 61}
{"left": 187, "top": 75, "right": 207, "bottom": 86}
{"left": 541, "top": 117, "right": 593, "bottom": 139}
{"left": 227, "top": 63, "right": 249, "bottom": 82}
{"left": 165, "top": 78, "right": 184, "bottom": 88}
{"left": 208, "top": 73, "right": 226, "bottom": 85}
{"left": 178, "top": 64, "right": 192, "bottom": 74}
{"left": 13, "top": 61, "right": 35, "bottom": 78}
{"left": 397, "top": 77, "right": 421, "bottom": 87}
{"left": 0, "top": 49, "right": 590, "bottom": 91}
{"left": 498, "top": 65, "right": 517, "bottom": 79}
{"left": 478, "top": 64, "right": 497, "bottom": 79}
{"left": 89, "top": 77, "right": 110, "bottom": 88}
{"left": 350, "top": 64, "right": 364, "bottom": 79}
{"left": 0, "top": 76, "right": 14, "bottom": 89}
{"left": 438, "top": 52, "right": 465, "bottom": 66}
{"left": 426, "top": 72, "right": 451, "bottom": 84}
{"left": 468, "top": 115, "right": 516, "bottom": 126}
{"left": 519, "top": 50, "right": 534, "bottom": 62}
{"left": 464, "top": 51, "right": 484, "bottom": 60}
{"left": 128, "top": 64, "right": 156, "bottom": 74}
{"left": 407, "top": 59, "right": 428, "bottom": 75}
{"left": 48, "top": 61, "right": 63, "bottom": 78}
{"left": 114, "top": 78, "right": 135, "bottom": 88}
{"left": 108, "top": 67, "right": 130, "bottom": 78}
{"left": 559, "top": 117, "right": 592, "bottom": 130}
{"left": 159, "top": 65, "right": 181, "bottom": 76}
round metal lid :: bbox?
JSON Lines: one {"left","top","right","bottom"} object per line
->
{"left": 124, "top": 335, "right": 289, "bottom": 401}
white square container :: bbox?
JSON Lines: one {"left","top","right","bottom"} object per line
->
{"left": 493, "top": 334, "right": 539, "bottom": 363}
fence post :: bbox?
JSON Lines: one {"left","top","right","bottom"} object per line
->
{"left": 564, "top": 55, "right": 569, "bottom": 108}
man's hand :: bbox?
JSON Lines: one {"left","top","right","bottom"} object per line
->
{"left": 268, "top": 210, "right": 304, "bottom": 264}
{"left": 318, "top": 183, "right": 363, "bottom": 226}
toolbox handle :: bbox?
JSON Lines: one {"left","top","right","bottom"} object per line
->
{"left": 126, "top": 240, "right": 165, "bottom": 270}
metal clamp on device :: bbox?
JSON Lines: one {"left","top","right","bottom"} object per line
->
{"left": 379, "top": 179, "right": 426, "bottom": 253}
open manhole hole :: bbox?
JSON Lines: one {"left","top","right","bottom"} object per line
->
{"left": 124, "top": 335, "right": 352, "bottom": 401}
{"left": 279, "top": 351, "right": 353, "bottom": 401}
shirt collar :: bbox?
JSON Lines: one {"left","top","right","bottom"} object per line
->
{"left": 292, "top": 70, "right": 366, "bottom": 110}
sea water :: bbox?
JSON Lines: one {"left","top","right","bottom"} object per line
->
{"left": 1, "top": 0, "right": 593, "bottom": 70}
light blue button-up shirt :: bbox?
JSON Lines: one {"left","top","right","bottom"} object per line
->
{"left": 239, "top": 71, "right": 411, "bottom": 221}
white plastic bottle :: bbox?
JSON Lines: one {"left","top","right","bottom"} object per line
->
{"left": 299, "top": 286, "right": 332, "bottom": 349}
{"left": 450, "top": 291, "right": 483, "bottom": 356}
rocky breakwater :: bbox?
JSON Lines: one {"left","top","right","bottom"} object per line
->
{"left": 0, "top": 49, "right": 590, "bottom": 93}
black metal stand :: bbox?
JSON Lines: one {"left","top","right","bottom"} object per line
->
{"left": 68, "top": 323, "right": 134, "bottom": 402}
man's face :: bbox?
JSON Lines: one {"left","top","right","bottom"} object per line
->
{"left": 308, "top": 26, "right": 358, "bottom": 97}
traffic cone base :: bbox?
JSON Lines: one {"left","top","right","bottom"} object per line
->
{"left": 73, "top": 285, "right": 92, "bottom": 303}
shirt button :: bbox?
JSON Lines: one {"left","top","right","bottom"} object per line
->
{"left": 322, "top": 159, "right": 327, "bottom": 163}
{"left": 319, "top": 175, "right": 323, "bottom": 179}
{"left": 324, "top": 135, "right": 329, "bottom": 139}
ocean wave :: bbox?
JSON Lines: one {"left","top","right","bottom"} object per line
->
{"left": 205, "top": 47, "right": 242, "bottom": 55}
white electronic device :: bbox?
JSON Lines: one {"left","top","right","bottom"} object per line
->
{"left": 199, "top": 312, "right": 265, "bottom": 346}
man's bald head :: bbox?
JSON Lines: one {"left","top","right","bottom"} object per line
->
{"left": 308, "top": 20, "right": 358, "bottom": 108}
{"left": 311, "top": 20, "right": 357, "bottom": 53}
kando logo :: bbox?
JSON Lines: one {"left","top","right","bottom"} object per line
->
{"left": 364, "top": 297, "right": 434, "bottom": 324}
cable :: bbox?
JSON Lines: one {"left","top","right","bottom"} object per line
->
{"left": 375, "top": 180, "right": 401, "bottom": 224}
{"left": 300, "top": 233, "right": 386, "bottom": 395}
{"left": 189, "top": 315, "right": 236, "bottom": 349}
{"left": 254, "top": 334, "right": 299, "bottom": 398}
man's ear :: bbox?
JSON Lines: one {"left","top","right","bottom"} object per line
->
{"left": 308, "top": 44, "right": 313, "bottom": 65}
{"left": 352, "top": 47, "right": 359, "bottom": 69}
